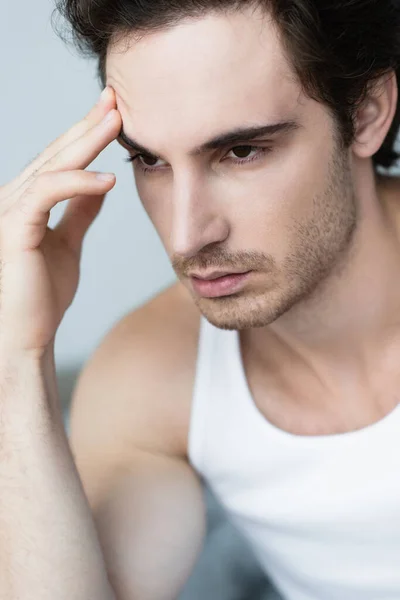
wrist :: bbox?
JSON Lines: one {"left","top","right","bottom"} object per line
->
{"left": 0, "top": 336, "right": 55, "bottom": 364}
{"left": 0, "top": 338, "right": 62, "bottom": 439}
{"left": 0, "top": 339, "right": 56, "bottom": 396}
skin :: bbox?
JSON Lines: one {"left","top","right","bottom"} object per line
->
{"left": 106, "top": 4, "right": 400, "bottom": 429}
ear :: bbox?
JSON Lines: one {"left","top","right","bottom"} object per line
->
{"left": 351, "top": 70, "right": 398, "bottom": 159}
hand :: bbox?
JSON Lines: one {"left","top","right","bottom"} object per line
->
{"left": 0, "top": 86, "right": 122, "bottom": 356}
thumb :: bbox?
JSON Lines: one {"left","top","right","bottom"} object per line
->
{"left": 54, "top": 193, "right": 107, "bottom": 257}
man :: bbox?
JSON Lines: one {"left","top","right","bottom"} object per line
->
{"left": 1, "top": 1, "right": 400, "bottom": 599}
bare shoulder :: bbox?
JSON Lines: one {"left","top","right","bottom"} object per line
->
{"left": 69, "top": 280, "right": 201, "bottom": 465}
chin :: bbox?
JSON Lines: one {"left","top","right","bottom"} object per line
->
{"left": 194, "top": 288, "right": 290, "bottom": 331}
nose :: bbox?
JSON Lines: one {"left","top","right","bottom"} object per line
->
{"left": 170, "top": 172, "right": 228, "bottom": 258}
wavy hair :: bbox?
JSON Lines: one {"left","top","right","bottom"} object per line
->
{"left": 53, "top": 0, "right": 400, "bottom": 170}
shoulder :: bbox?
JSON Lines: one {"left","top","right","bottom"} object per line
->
{"left": 69, "top": 280, "right": 202, "bottom": 463}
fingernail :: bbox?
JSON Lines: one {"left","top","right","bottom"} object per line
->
{"left": 96, "top": 172, "right": 115, "bottom": 181}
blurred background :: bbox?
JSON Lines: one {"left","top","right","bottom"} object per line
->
{"left": 1, "top": 1, "right": 286, "bottom": 598}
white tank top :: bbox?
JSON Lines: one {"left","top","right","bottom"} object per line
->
{"left": 188, "top": 315, "right": 400, "bottom": 600}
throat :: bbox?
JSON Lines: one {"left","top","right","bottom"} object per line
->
{"left": 240, "top": 332, "right": 400, "bottom": 437}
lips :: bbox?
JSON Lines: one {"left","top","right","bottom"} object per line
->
{"left": 191, "top": 271, "right": 252, "bottom": 297}
{"left": 191, "top": 271, "right": 248, "bottom": 281}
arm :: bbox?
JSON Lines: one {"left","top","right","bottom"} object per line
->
{"left": 68, "top": 305, "right": 207, "bottom": 600}
{"left": 0, "top": 85, "right": 203, "bottom": 600}
{"left": 80, "top": 449, "right": 206, "bottom": 600}
{"left": 0, "top": 342, "right": 117, "bottom": 600}
{"left": 0, "top": 302, "right": 206, "bottom": 600}
{"left": 0, "top": 83, "right": 122, "bottom": 599}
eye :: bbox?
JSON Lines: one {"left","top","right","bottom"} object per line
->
{"left": 124, "top": 144, "right": 272, "bottom": 173}
{"left": 226, "top": 145, "right": 267, "bottom": 161}
{"left": 124, "top": 153, "right": 162, "bottom": 172}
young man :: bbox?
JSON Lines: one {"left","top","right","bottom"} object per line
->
{"left": 1, "top": 1, "right": 400, "bottom": 599}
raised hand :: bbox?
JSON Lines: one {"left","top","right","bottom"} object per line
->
{"left": 0, "top": 85, "right": 122, "bottom": 355}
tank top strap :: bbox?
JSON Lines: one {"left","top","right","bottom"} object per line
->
{"left": 188, "top": 315, "right": 237, "bottom": 472}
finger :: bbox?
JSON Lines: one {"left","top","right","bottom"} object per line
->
{"left": 54, "top": 192, "right": 107, "bottom": 257}
{"left": 4, "top": 169, "right": 116, "bottom": 253}
{"left": 12, "top": 108, "right": 121, "bottom": 200}
{"left": 4, "top": 86, "right": 117, "bottom": 196}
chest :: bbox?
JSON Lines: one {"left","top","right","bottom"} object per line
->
{"left": 219, "top": 452, "right": 400, "bottom": 599}
{"left": 241, "top": 340, "right": 400, "bottom": 437}
{"left": 205, "top": 408, "right": 400, "bottom": 599}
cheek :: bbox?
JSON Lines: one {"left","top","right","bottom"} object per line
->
{"left": 223, "top": 148, "right": 333, "bottom": 261}
{"left": 135, "top": 177, "right": 169, "bottom": 223}
{"left": 135, "top": 178, "right": 178, "bottom": 257}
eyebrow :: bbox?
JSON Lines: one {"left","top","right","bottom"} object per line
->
{"left": 117, "top": 119, "right": 300, "bottom": 158}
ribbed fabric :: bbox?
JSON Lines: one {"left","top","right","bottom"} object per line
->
{"left": 188, "top": 315, "right": 400, "bottom": 600}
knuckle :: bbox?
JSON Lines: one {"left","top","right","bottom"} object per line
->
{"left": 24, "top": 174, "right": 41, "bottom": 195}
{"left": 21, "top": 171, "right": 51, "bottom": 203}
{"left": 35, "top": 171, "right": 51, "bottom": 185}
{"left": 23, "top": 167, "right": 40, "bottom": 189}
{"left": 80, "top": 169, "right": 94, "bottom": 182}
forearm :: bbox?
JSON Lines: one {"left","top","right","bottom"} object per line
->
{"left": 0, "top": 345, "right": 115, "bottom": 600}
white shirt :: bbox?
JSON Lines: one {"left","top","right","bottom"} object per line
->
{"left": 188, "top": 315, "right": 400, "bottom": 600}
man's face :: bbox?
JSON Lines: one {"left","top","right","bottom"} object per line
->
{"left": 106, "top": 5, "right": 357, "bottom": 331}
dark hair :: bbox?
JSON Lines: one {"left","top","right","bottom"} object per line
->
{"left": 53, "top": 0, "right": 400, "bottom": 170}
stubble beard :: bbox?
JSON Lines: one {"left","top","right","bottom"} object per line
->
{"left": 274, "top": 142, "right": 358, "bottom": 324}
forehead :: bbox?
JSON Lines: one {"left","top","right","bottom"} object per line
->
{"left": 106, "top": 6, "right": 304, "bottom": 152}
